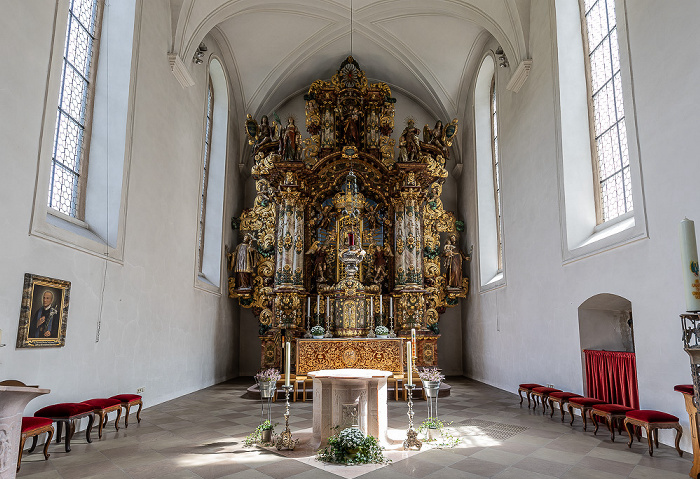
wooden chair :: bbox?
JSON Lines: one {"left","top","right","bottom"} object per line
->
{"left": 591, "top": 404, "right": 636, "bottom": 442}
{"left": 624, "top": 410, "right": 683, "bottom": 457}
{"left": 518, "top": 383, "right": 542, "bottom": 408}
{"left": 548, "top": 392, "right": 582, "bottom": 422}
{"left": 531, "top": 387, "right": 561, "bottom": 414}
{"left": 83, "top": 398, "right": 122, "bottom": 438}
{"left": 567, "top": 397, "right": 606, "bottom": 431}
{"left": 33, "top": 403, "right": 95, "bottom": 452}
{"left": 387, "top": 374, "right": 405, "bottom": 401}
{"left": 109, "top": 394, "right": 143, "bottom": 427}
{"left": 17, "top": 417, "right": 54, "bottom": 472}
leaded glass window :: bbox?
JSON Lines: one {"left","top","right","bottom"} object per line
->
{"left": 198, "top": 77, "right": 214, "bottom": 272}
{"left": 490, "top": 76, "right": 503, "bottom": 270}
{"left": 48, "top": 0, "right": 102, "bottom": 218}
{"left": 582, "top": 0, "right": 632, "bottom": 222}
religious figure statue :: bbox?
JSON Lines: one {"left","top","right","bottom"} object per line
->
{"left": 252, "top": 115, "right": 274, "bottom": 155}
{"left": 425, "top": 120, "right": 448, "bottom": 157}
{"left": 371, "top": 242, "right": 393, "bottom": 288}
{"left": 399, "top": 118, "right": 421, "bottom": 162}
{"left": 306, "top": 240, "right": 328, "bottom": 285}
{"left": 279, "top": 116, "right": 300, "bottom": 161}
{"left": 343, "top": 108, "right": 360, "bottom": 145}
{"left": 442, "top": 234, "right": 469, "bottom": 289}
{"left": 231, "top": 234, "right": 257, "bottom": 290}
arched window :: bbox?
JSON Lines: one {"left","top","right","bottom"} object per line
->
{"left": 196, "top": 58, "right": 228, "bottom": 290}
{"left": 581, "top": 0, "right": 631, "bottom": 222}
{"left": 198, "top": 77, "right": 214, "bottom": 272}
{"left": 475, "top": 54, "right": 504, "bottom": 289}
{"left": 48, "top": 0, "right": 103, "bottom": 219}
{"left": 490, "top": 75, "right": 503, "bottom": 270}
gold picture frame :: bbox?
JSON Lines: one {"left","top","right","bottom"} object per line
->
{"left": 16, "top": 273, "right": 71, "bottom": 348}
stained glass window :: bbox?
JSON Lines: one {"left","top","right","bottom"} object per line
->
{"left": 48, "top": 0, "right": 102, "bottom": 218}
{"left": 198, "top": 77, "right": 214, "bottom": 272}
{"left": 491, "top": 76, "right": 503, "bottom": 269}
{"left": 582, "top": 0, "right": 632, "bottom": 222}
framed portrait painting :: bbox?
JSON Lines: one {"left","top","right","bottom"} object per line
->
{"left": 16, "top": 273, "right": 71, "bottom": 348}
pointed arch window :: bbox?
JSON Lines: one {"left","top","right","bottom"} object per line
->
{"left": 198, "top": 77, "right": 214, "bottom": 272}
{"left": 581, "top": 0, "right": 631, "bottom": 223}
{"left": 48, "top": 0, "right": 103, "bottom": 218}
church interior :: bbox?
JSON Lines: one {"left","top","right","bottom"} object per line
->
{"left": 2, "top": 1, "right": 700, "bottom": 478}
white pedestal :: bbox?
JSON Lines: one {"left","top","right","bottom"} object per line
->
{"left": 0, "top": 385, "right": 50, "bottom": 479}
{"left": 308, "top": 369, "right": 391, "bottom": 448}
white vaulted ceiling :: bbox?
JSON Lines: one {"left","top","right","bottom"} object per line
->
{"left": 170, "top": 0, "right": 530, "bottom": 120}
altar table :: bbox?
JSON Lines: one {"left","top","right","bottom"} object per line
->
{"left": 296, "top": 338, "right": 404, "bottom": 375}
{"left": 308, "top": 369, "right": 391, "bottom": 448}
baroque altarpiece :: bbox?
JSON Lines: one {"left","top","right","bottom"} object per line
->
{"left": 229, "top": 57, "right": 468, "bottom": 372}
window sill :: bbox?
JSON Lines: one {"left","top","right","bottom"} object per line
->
{"left": 30, "top": 208, "right": 123, "bottom": 263}
{"left": 564, "top": 211, "right": 647, "bottom": 264}
{"left": 194, "top": 273, "right": 222, "bottom": 295}
{"left": 480, "top": 271, "right": 506, "bottom": 293}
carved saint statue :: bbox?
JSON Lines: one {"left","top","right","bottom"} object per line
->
{"left": 253, "top": 115, "right": 274, "bottom": 155}
{"left": 279, "top": 117, "right": 300, "bottom": 161}
{"left": 442, "top": 234, "right": 469, "bottom": 289}
{"left": 399, "top": 118, "right": 421, "bottom": 162}
{"left": 306, "top": 240, "right": 328, "bottom": 284}
{"left": 232, "top": 234, "right": 256, "bottom": 290}
{"left": 371, "top": 242, "right": 394, "bottom": 287}
{"left": 343, "top": 108, "right": 360, "bottom": 145}
{"left": 425, "top": 120, "right": 448, "bottom": 157}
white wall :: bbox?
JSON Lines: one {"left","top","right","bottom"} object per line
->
{"left": 0, "top": 1, "right": 239, "bottom": 413}
{"left": 462, "top": 0, "right": 700, "bottom": 451}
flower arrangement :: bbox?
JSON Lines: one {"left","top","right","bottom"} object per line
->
{"left": 417, "top": 418, "right": 460, "bottom": 447}
{"left": 244, "top": 420, "right": 276, "bottom": 446}
{"left": 374, "top": 325, "right": 389, "bottom": 336}
{"left": 311, "top": 325, "right": 325, "bottom": 337}
{"left": 255, "top": 368, "right": 281, "bottom": 383}
{"left": 317, "top": 427, "right": 387, "bottom": 465}
{"left": 417, "top": 367, "right": 445, "bottom": 382}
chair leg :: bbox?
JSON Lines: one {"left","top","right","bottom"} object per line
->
{"left": 582, "top": 408, "right": 589, "bottom": 431}
{"left": 592, "top": 413, "right": 599, "bottom": 435}
{"left": 674, "top": 424, "right": 684, "bottom": 457}
{"left": 135, "top": 400, "right": 143, "bottom": 424}
{"left": 29, "top": 435, "right": 38, "bottom": 453}
{"left": 527, "top": 391, "right": 532, "bottom": 408}
{"left": 86, "top": 413, "right": 94, "bottom": 444}
{"left": 43, "top": 428, "right": 53, "bottom": 460}
{"left": 114, "top": 408, "right": 122, "bottom": 431}
{"left": 568, "top": 405, "right": 575, "bottom": 426}
{"left": 96, "top": 411, "right": 105, "bottom": 439}
{"left": 625, "top": 419, "right": 634, "bottom": 448}
{"left": 608, "top": 417, "right": 616, "bottom": 442}
{"left": 124, "top": 403, "right": 132, "bottom": 427}
{"left": 519, "top": 389, "right": 524, "bottom": 406}
{"left": 56, "top": 421, "right": 63, "bottom": 443}
{"left": 560, "top": 402, "right": 566, "bottom": 422}
{"left": 653, "top": 428, "right": 659, "bottom": 448}
{"left": 64, "top": 420, "right": 72, "bottom": 453}
{"left": 549, "top": 398, "right": 555, "bottom": 418}
{"left": 541, "top": 396, "right": 547, "bottom": 415}
{"left": 16, "top": 435, "right": 27, "bottom": 472}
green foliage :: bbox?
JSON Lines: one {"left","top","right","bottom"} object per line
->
{"left": 455, "top": 220, "right": 465, "bottom": 232}
{"left": 427, "top": 323, "right": 440, "bottom": 334}
{"left": 317, "top": 427, "right": 388, "bottom": 465}
{"left": 417, "top": 419, "right": 460, "bottom": 448}
{"left": 244, "top": 420, "right": 276, "bottom": 446}
{"left": 257, "top": 244, "right": 275, "bottom": 258}
{"left": 258, "top": 323, "right": 271, "bottom": 335}
{"left": 374, "top": 325, "right": 389, "bottom": 336}
{"left": 423, "top": 245, "right": 440, "bottom": 260}
{"left": 311, "top": 325, "right": 325, "bottom": 336}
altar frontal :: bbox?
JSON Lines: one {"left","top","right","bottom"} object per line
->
{"left": 229, "top": 56, "right": 469, "bottom": 374}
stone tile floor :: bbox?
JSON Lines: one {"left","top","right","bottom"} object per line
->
{"left": 17, "top": 377, "right": 692, "bottom": 478}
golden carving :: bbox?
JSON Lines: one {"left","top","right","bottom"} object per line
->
{"left": 296, "top": 338, "right": 404, "bottom": 375}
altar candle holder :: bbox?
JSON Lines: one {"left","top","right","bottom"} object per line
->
{"left": 303, "top": 313, "right": 312, "bottom": 338}
{"left": 324, "top": 306, "right": 333, "bottom": 338}
{"left": 403, "top": 384, "right": 422, "bottom": 450}
{"left": 275, "top": 385, "right": 298, "bottom": 451}
{"left": 388, "top": 315, "right": 397, "bottom": 338}
{"left": 367, "top": 300, "right": 376, "bottom": 338}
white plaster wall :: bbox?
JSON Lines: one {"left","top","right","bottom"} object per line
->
{"left": 238, "top": 88, "right": 463, "bottom": 376}
{"left": 0, "top": 1, "right": 239, "bottom": 413}
{"left": 462, "top": 0, "right": 700, "bottom": 451}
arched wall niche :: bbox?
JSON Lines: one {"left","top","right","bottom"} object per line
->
{"left": 578, "top": 293, "right": 635, "bottom": 354}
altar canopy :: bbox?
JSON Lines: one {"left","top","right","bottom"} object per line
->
{"left": 229, "top": 57, "right": 468, "bottom": 372}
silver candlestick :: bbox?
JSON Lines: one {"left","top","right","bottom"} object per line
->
{"left": 388, "top": 315, "right": 396, "bottom": 338}
{"left": 367, "top": 306, "right": 376, "bottom": 338}
{"left": 403, "top": 384, "right": 422, "bottom": 450}
{"left": 275, "top": 385, "right": 297, "bottom": 450}
{"left": 304, "top": 313, "right": 312, "bottom": 338}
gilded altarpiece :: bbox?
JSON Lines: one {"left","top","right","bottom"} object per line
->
{"left": 230, "top": 57, "right": 468, "bottom": 372}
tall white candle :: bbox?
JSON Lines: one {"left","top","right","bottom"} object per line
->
{"left": 407, "top": 342, "right": 413, "bottom": 386}
{"left": 389, "top": 297, "right": 393, "bottom": 317}
{"left": 326, "top": 296, "right": 330, "bottom": 317}
{"left": 307, "top": 297, "right": 311, "bottom": 317}
{"left": 681, "top": 218, "right": 700, "bottom": 312}
{"left": 370, "top": 297, "right": 374, "bottom": 318}
{"left": 317, "top": 294, "right": 320, "bottom": 315}
{"left": 285, "top": 341, "right": 291, "bottom": 387}
{"left": 380, "top": 295, "right": 383, "bottom": 315}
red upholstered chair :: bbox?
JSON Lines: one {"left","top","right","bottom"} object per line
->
{"left": 83, "top": 398, "right": 122, "bottom": 438}
{"left": 567, "top": 397, "right": 606, "bottom": 430}
{"left": 109, "top": 394, "right": 143, "bottom": 427}
{"left": 17, "top": 417, "right": 54, "bottom": 472}
{"left": 518, "top": 383, "right": 542, "bottom": 408}
{"left": 624, "top": 410, "right": 683, "bottom": 457}
{"left": 531, "top": 387, "right": 561, "bottom": 414}
{"left": 34, "top": 403, "right": 95, "bottom": 452}
{"left": 591, "top": 404, "right": 636, "bottom": 442}
{"left": 548, "top": 392, "right": 582, "bottom": 422}
{"left": 674, "top": 384, "right": 694, "bottom": 395}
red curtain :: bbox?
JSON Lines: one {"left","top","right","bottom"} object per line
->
{"left": 584, "top": 350, "right": 639, "bottom": 409}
